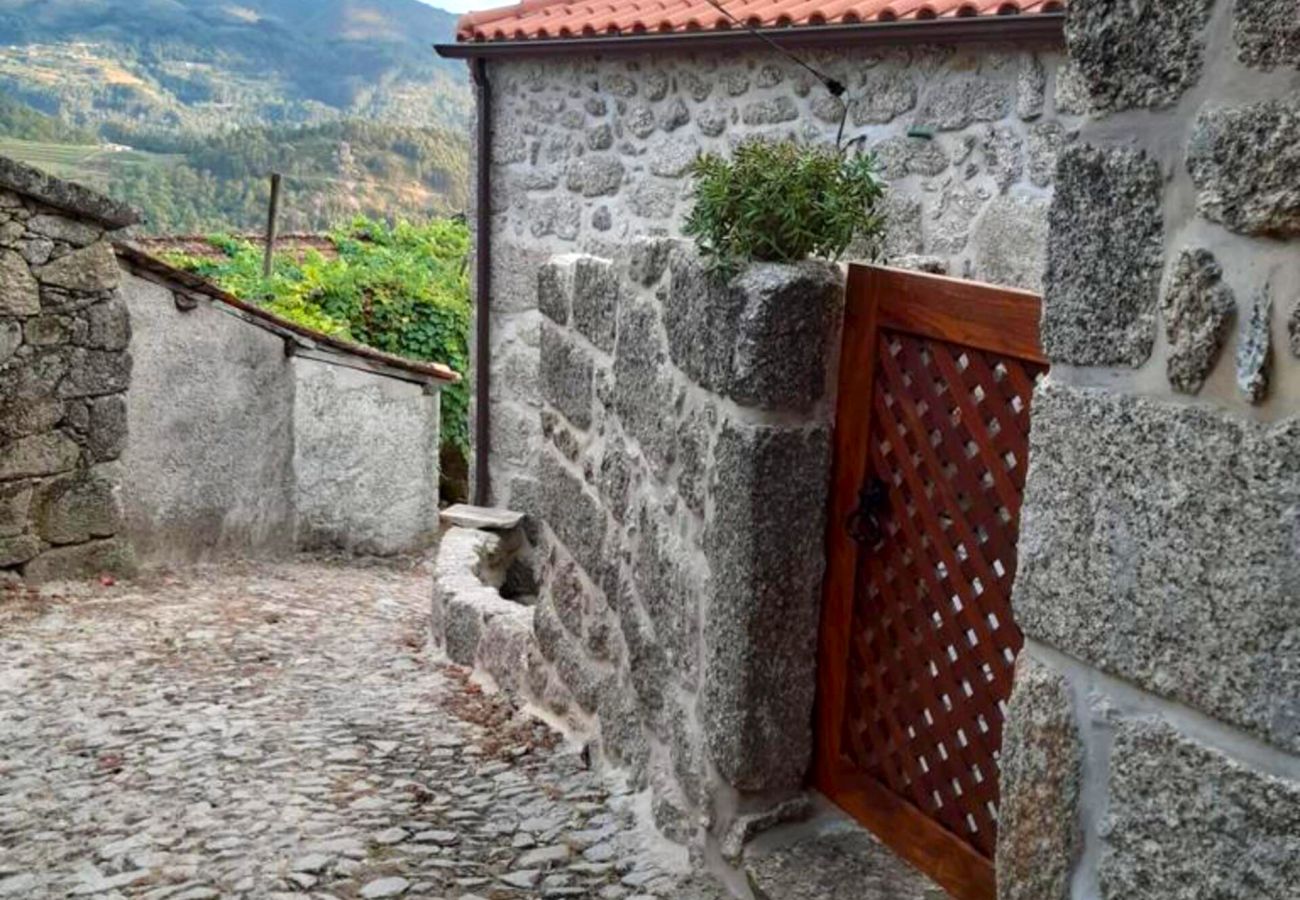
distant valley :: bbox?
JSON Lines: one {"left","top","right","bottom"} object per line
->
{"left": 0, "top": 0, "right": 472, "bottom": 232}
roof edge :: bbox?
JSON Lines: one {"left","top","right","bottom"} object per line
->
{"left": 0, "top": 155, "right": 141, "bottom": 229}
{"left": 113, "top": 243, "right": 461, "bottom": 385}
{"left": 437, "top": 12, "right": 1065, "bottom": 57}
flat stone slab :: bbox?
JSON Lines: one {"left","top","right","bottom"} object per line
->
{"left": 744, "top": 802, "right": 947, "bottom": 900}
{"left": 440, "top": 504, "right": 525, "bottom": 531}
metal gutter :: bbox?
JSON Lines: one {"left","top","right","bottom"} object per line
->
{"left": 471, "top": 57, "right": 493, "bottom": 506}
{"left": 435, "top": 13, "right": 1065, "bottom": 58}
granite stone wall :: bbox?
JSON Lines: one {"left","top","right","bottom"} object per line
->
{"left": 477, "top": 41, "right": 1080, "bottom": 510}
{"left": 438, "top": 241, "right": 842, "bottom": 861}
{"left": 997, "top": 0, "right": 1300, "bottom": 897}
{"left": 0, "top": 187, "right": 135, "bottom": 583}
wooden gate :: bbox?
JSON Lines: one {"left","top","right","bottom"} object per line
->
{"left": 814, "top": 265, "right": 1049, "bottom": 900}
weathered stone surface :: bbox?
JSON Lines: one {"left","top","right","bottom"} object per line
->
{"left": 564, "top": 156, "right": 625, "bottom": 198}
{"left": 1027, "top": 121, "right": 1069, "bottom": 187}
{"left": 1236, "top": 282, "right": 1272, "bottom": 404}
{"left": 78, "top": 296, "right": 130, "bottom": 351}
{"left": 1187, "top": 99, "right": 1300, "bottom": 237}
{"left": 1043, "top": 145, "right": 1164, "bottom": 366}
{"left": 533, "top": 597, "right": 601, "bottom": 713}
{"left": 33, "top": 242, "right": 120, "bottom": 293}
{"left": 658, "top": 98, "right": 690, "bottom": 132}
{"left": 632, "top": 508, "right": 700, "bottom": 682}
{"left": 1015, "top": 383, "right": 1300, "bottom": 752}
{"left": 538, "top": 451, "right": 606, "bottom": 581}
{"left": 1100, "top": 719, "right": 1300, "bottom": 899}
{"left": 23, "top": 537, "right": 135, "bottom": 580}
{"left": 871, "top": 136, "right": 949, "bottom": 180}
{"left": 616, "top": 579, "right": 671, "bottom": 722}
{"left": 971, "top": 195, "right": 1049, "bottom": 293}
{"left": 26, "top": 214, "right": 102, "bottom": 247}
{"left": 721, "top": 795, "right": 811, "bottom": 864}
{"left": 493, "top": 241, "right": 553, "bottom": 314}
{"left": 996, "top": 654, "right": 1082, "bottom": 900}
{"left": 612, "top": 293, "right": 674, "bottom": 472}
{"left": 0, "top": 481, "right": 32, "bottom": 537}
{"left": 478, "top": 606, "right": 535, "bottom": 695}
{"left": 0, "top": 156, "right": 138, "bottom": 227}
{"left": 1065, "top": 0, "right": 1212, "bottom": 110}
{"left": 0, "top": 249, "right": 39, "bottom": 316}
{"left": 1290, "top": 299, "right": 1300, "bottom": 358}
{"left": 850, "top": 71, "right": 916, "bottom": 124}
{"left": 1233, "top": 0, "right": 1300, "bottom": 69}
{"left": 34, "top": 469, "right": 122, "bottom": 545}
{"left": 0, "top": 431, "right": 80, "bottom": 480}
{"left": 1016, "top": 54, "right": 1046, "bottom": 120}
{"left": 626, "top": 180, "right": 677, "bottom": 219}
{"left": 701, "top": 421, "right": 830, "bottom": 791}
{"left": 741, "top": 97, "right": 798, "bottom": 125}
{"left": 1160, "top": 248, "right": 1235, "bottom": 394}
{"left": 597, "top": 677, "right": 649, "bottom": 776}
{"left": 0, "top": 319, "right": 19, "bottom": 363}
{"left": 440, "top": 504, "right": 525, "bottom": 531}
{"left": 665, "top": 250, "right": 842, "bottom": 412}
{"left": 0, "top": 534, "right": 40, "bottom": 567}
{"left": 58, "top": 348, "right": 131, "bottom": 398}
{"left": 913, "top": 75, "right": 1011, "bottom": 130}
{"left": 625, "top": 237, "right": 673, "bottom": 288}
{"left": 540, "top": 321, "right": 594, "bottom": 429}
{"left": 569, "top": 257, "right": 618, "bottom": 354}
{"left": 0, "top": 398, "right": 61, "bottom": 441}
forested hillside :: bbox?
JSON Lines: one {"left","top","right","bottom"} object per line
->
{"left": 0, "top": 0, "right": 471, "bottom": 232}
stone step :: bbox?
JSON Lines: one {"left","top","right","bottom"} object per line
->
{"left": 441, "top": 504, "right": 525, "bottom": 531}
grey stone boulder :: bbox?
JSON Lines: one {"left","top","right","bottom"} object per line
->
{"left": 478, "top": 605, "right": 536, "bottom": 696}
{"left": 564, "top": 156, "right": 625, "bottom": 198}
{"left": 1187, "top": 99, "right": 1300, "bottom": 237}
{"left": 1065, "top": 0, "right": 1213, "bottom": 110}
{"left": 664, "top": 249, "right": 843, "bottom": 412}
{"left": 538, "top": 450, "right": 606, "bottom": 581}
{"left": 533, "top": 596, "right": 602, "bottom": 713}
{"left": 971, "top": 195, "right": 1049, "bottom": 293}
{"left": 1014, "top": 382, "right": 1300, "bottom": 752}
{"left": 612, "top": 292, "right": 675, "bottom": 474}
{"left": 597, "top": 675, "right": 649, "bottom": 777}
{"left": 1043, "top": 144, "right": 1164, "bottom": 366}
{"left": 0, "top": 534, "right": 41, "bottom": 568}
{"left": 741, "top": 97, "right": 798, "bottom": 125}
{"left": 700, "top": 421, "right": 830, "bottom": 792}
{"left": 995, "top": 654, "right": 1082, "bottom": 900}
{"left": 76, "top": 295, "right": 130, "bottom": 351}
{"left": 23, "top": 536, "right": 135, "bottom": 581}
{"left": 0, "top": 156, "right": 138, "bottom": 228}
{"left": 0, "top": 481, "right": 32, "bottom": 537}
{"left": 850, "top": 70, "right": 917, "bottom": 125}
{"left": 0, "top": 431, "right": 80, "bottom": 480}
{"left": 0, "top": 249, "right": 39, "bottom": 316}
{"left": 26, "top": 214, "right": 102, "bottom": 247}
{"left": 33, "top": 467, "right": 122, "bottom": 545}
{"left": 33, "top": 242, "right": 120, "bottom": 293}
{"left": 540, "top": 321, "right": 594, "bottom": 429}
{"left": 58, "top": 348, "right": 131, "bottom": 398}
{"left": 1100, "top": 718, "right": 1300, "bottom": 899}
{"left": 1161, "top": 248, "right": 1235, "bottom": 394}
{"left": 913, "top": 74, "right": 1011, "bottom": 130}
{"left": 1233, "top": 0, "right": 1300, "bottom": 69}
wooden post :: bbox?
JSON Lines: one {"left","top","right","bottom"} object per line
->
{"left": 262, "top": 172, "right": 282, "bottom": 279}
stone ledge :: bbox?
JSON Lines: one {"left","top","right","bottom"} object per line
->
{"left": 0, "top": 157, "right": 140, "bottom": 229}
{"left": 440, "top": 504, "right": 524, "bottom": 531}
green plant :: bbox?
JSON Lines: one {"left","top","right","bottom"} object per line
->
{"left": 683, "top": 138, "right": 886, "bottom": 274}
{"left": 163, "top": 217, "right": 471, "bottom": 457}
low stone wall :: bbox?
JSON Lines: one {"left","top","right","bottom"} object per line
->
{"left": 996, "top": 0, "right": 1300, "bottom": 895}
{"left": 119, "top": 267, "right": 444, "bottom": 566}
{"left": 457, "top": 242, "right": 843, "bottom": 863}
{"left": 476, "top": 38, "right": 1083, "bottom": 511}
{"left": 0, "top": 186, "right": 135, "bottom": 582}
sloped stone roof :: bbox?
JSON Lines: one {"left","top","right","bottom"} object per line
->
{"left": 0, "top": 155, "right": 140, "bottom": 229}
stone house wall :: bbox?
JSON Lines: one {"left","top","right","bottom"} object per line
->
{"left": 118, "top": 267, "right": 444, "bottom": 566}
{"left": 477, "top": 39, "right": 1082, "bottom": 510}
{"left": 996, "top": 0, "right": 1300, "bottom": 897}
{"left": 0, "top": 177, "right": 136, "bottom": 583}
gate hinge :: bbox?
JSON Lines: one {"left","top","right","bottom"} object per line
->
{"left": 846, "top": 476, "right": 889, "bottom": 546}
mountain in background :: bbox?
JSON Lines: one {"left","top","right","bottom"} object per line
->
{"left": 0, "top": 0, "right": 472, "bottom": 233}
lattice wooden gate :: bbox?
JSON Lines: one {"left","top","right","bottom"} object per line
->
{"left": 814, "top": 265, "right": 1049, "bottom": 900}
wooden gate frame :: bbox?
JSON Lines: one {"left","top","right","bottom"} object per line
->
{"left": 814, "top": 264, "right": 1048, "bottom": 900}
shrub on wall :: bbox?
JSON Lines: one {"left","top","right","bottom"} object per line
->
{"left": 164, "top": 217, "right": 471, "bottom": 466}
{"left": 684, "top": 138, "right": 886, "bottom": 274}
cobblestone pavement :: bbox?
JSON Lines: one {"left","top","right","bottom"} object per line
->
{"left": 0, "top": 559, "right": 728, "bottom": 900}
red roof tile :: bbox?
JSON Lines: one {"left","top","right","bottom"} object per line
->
{"left": 457, "top": 0, "right": 1064, "bottom": 42}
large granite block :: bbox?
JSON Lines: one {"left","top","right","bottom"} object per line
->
{"left": 1043, "top": 145, "right": 1164, "bottom": 366}
{"left": 539, "top": 320, "right": 594, "bottom": 429}
{"left": 1015, "top": 383, "right": 1300, "bottom": 752}
{"left": 700, "top": 420, "right": 831, "bottom": 792}
{"left": 1100, "top": 719, "right": 1300, "bottom": 899}
{"left": 538, "top": 449, "right": 606, "bottom": 581}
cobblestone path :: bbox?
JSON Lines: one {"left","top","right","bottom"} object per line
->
{"left": 0, "top": 560, "right": 727, "bottom": 900}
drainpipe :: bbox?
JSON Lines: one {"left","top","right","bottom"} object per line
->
{"left": 471, "top": 56, "right": 492, "bottom": 506}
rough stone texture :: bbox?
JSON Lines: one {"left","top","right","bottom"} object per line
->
{"left": 971, "top": 195, "right": 1050, "bottom": 294}
{"left": 701, "top": 421, "right": 830, "bottom": 792}
{"left": 996, "top": 654, "right": 1082, "bottom": 900}
{"left": 1235, "top": 283, "right": 1273, "bottom": 404}
{"left": 540, "top": 320, "right": 595, "bottom": 429}
{"left": 1187, "top": 99, "right": 1300, "bottom": 237}
{"left": 0, "top": 431, "right": 80, "bottom": 480}
{"left": 664, "top": 248, "right": 842, "bottom": 412}
{"left": 1161, "top": 248, "right": 1236, "bottom": 394}
{"left": 22, "top": 537, "right": 135, "bottom": 581}
{"left": 537, "top": 451, "right": 605, "bottom": 580}
{"left": 293, "top": 358, "right": 440, "bottom": 556}
{"left": 1065, "top": 0, "right": 1213, "bottom": 110}
{"left": 0, "top": 249, "right": 39, "bottom": 316}
{"left": 1043, "top": 144, "right": 1164, "bottom": 366}
{"left": 0, "top": 560, "right": 729, "bottom": 899}
{"left": 34, "top": 241, "right": 121, "bottom": 293}
{"left": 0, "top": 156, "right": 139, "bottom": 227}
{"left": 33, "top": 468, "right": 122, "bottom": 545}
{"left": 1100, "top": 719, "right": 1300, "bottom": 898}
{"left": 1015, "top": 383, "right": 1300, "bottom": 752}
{"left": 1233, "top": 0, "right": 1300, "bottom": 69}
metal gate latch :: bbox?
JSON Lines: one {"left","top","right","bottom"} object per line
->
{"left": 846, "top": 476, "right": 889, "bottom": 546}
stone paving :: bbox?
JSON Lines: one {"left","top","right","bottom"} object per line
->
{"left": 0, "top": 558, "right": 729, "bottom": 900}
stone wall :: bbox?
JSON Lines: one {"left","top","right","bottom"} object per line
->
{"left": 477, "top": 40, "right": 1080, "bottom": 509}
{"left": 119, "top": 268, "right": 445, "bottom": 565}
{"left": 0, "top": 186, "right": 135, "bottom": 583}
{"left": 439, "top": 242, "right": 842, "bottom": 864}
{"left": 997, "top": 0, "right": 1300, "bottom": 897}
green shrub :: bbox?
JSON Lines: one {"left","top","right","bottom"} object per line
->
{"left": 683, "top": 138, "right": 886, "bottom": 274}
{"left": 163, "top": 217, "right": 471, "bottom": 457}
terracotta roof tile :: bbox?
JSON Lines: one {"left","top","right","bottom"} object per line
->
{"left": 457, "top": 0, "right": 1064, "bottom": 41}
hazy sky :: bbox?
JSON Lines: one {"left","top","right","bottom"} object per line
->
{"left": 417, "top": 0, "right": 487, "bottom": 14}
